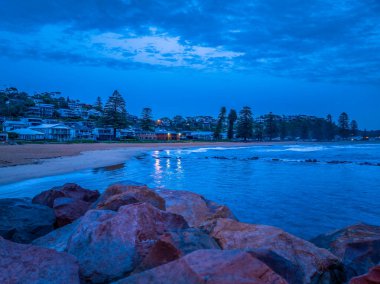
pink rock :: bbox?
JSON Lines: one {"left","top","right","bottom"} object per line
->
{"left": 349, "top": 266, "right": 380, "bottom": 284}
{"left": 155, "top": 188, "right": 236, "bottom": 227}
{"left": 202, "top": 218, "right": 344, "bottom": 284}
{"left": 95, "top": 184, "right": 165, "bottom": 211}
{"left": 115, "top": 249, "right": 288, "bottom": 284}
{"left": 32, "top": 183, "right": 100, "bottom": 207}
{"left": 311, "top": 223, "right": 380, "bottom": 279}
{"left": 0, "top": 236, "right": 80, "bottom": 284}
{"left": 53, "top": 197, "right": 92, "bottom": 227}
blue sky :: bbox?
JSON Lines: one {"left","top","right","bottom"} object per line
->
{"left": 0, "top": 0, "right": 379, "bottom": 128}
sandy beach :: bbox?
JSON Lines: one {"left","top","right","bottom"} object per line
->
{"left": 0, "top": 142, "right": 279, "bottom": 185}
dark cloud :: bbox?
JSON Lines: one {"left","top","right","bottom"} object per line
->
{"left": 0, "top": 0, "right": 379, "bottom": 84}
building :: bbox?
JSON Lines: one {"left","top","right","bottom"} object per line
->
{"left": 27, "top": 103, "right": 55, "bottom": 117}
{"left": 30, "top": 124, "right": 73, "bottom": 141}
{"left": 117, "top": 128, "right": 136, "bottom": 140}
{"left": 186, "top": 131, "right": 214, "bottom": 140}
{"left": 135, "top": 130, "right": 156, "bottom": 140}
{"left": 155, "top": 129, "right": 180, "bottom": 141}
{"left": 21, "top": 118, "right": 44, "bottom": 126}
{"left": 57, "top": 108, "right": 78, "bottom": 118}
{"left": 11, "top": 128, "right": 45, "bottom": 140}
{"left": 93, "top": 128, "right": 114, "bottom": 140}
{"left": 0, "top": 133, "right": 8, "bottom": 143}
{"left": 3, "top": 121, "right": 28, "bottom": 132}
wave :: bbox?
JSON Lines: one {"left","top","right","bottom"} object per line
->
{"left": 180, "top": 146, "right": 250, "bottom": 154}
{"left": 285, "top": 146, "right": 326, "bottom": 152}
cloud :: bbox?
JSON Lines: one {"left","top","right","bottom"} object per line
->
{"left": 0, "top": 0, "right": 379, "bottom": 83}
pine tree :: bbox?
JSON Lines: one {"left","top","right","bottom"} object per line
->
{"left": 350, "top": 120, "right": 358, "bottom": 136}
{"left": 264, "top": 112, "right": 277, "bottom": 141}
{"left": 95, "top": 96, "right": 103, "bottom": 111}
{"left": 103, "top": 90, "right": 127, "bottom": 139}
{"left": 325, "top": 114, "right": 335, "bottom": 141}
{"left": 227, "top": 109, "right": 237, "bottom": 139}
{"left": 140, "top": 107, "right": 154, "bottom": 131}
{"left": 338, "top": 112, "right": 350, "bottom": 138}
{"left": 236, "top": 106, "right": 254, "bottom": 141}
{"left": 213, "top": 106, "right": 226, "bottom": 139}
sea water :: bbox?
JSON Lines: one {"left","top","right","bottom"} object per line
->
{"left": 1, "top": 142, "right": 379, "bottom": 239}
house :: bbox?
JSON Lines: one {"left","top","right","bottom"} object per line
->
{"left": 57, "top": 108, "right": 78, "bottom": 118}
{"left": 66, "top": 123, "right": 94, "bottom": 140}
{"left": 11, "top": 128, "right": 45, "bottom": 140}
{"left": 117, "top": 128, "right": 136, "bottom": 140}
{"left": 135, "top": 130, "right": 156, "bottom": 140}
{"left": 30, "top": 124, "right": 73, "bottom": 141}
{"left": 27, "top": 103, "right": 55, "bottom": 117}
{"left": 186, "top": 131, "right": 214, "bottom": 140}
{"left": 155, "top": 129, "right": 180, "bottom": 141}
{"left": 93, "top": 128, "right": 114, "bottom": 140}
{"left": 0, "top": 133, "right": 8, "bottom": 143}
{"left": 3, "top": 121, "right": 29, "bottom": 132}
{"left": 21, "top": 117, "right": 44, "bottom": 126}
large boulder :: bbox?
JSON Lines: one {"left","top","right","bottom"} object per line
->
{"left": 32, "top": 183, "right": 100, "bottom": 207}
{"left": 32, "top": 183, "right": 100, "bottom": 227}
{"left": 202, "top": 218, "right": 344, "bottom": 284}
{"left": 349, "top": 266, "right": 380, "bottom": 284}
{"left": 0, "top": 236, "right": 80, "bottom": 284}
{"left": 311, "top": 223, "right": 380, "bottom": 279}
{"left": 114, "top": 249, "right": 288, "bottom": 284}
{"left": 154, "top": 188, "right": 236, "bottom": 227}
{"left": 0, "top": 198, "right": 55, "bottom": 243}
{"left": 33, "top": 202, "right": 220, "bottom": 283}
{"left": 95, "top": 183, "right": 165, "bottom": 211}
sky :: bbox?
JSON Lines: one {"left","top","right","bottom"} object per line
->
{"left": 0, "top": 0, "right": 379, "bottom": 129}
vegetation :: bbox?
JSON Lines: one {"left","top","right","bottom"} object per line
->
{"left": 236, "top": 106, "right": 254, "bottom": 141}
{"left": 140, "top": 108, "right": 154, "bottom": 131}
{"left": 213, "top": 106, "right": 226, "bottom": 139}
{"left": 102, "top": 90, "right": 128, "bottom": 138}
{"left": 227, "top": 109, "right": 237, "bottom": 140}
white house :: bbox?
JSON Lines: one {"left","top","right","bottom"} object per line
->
{"left": 30, "top": 124, "right": 73, "bottom": 141}
{"left": 93, "top": 128, "right": 114, "bottom": 140}
{"left": 11, "top": 128, "right": 45, "bottom": 140}
{"left": 3, "top": 121, "right": 28, "bottom": 132}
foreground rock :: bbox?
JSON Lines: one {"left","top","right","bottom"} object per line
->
{"left": 32, "top": 183, "right": 100, "bottom": 227}
{"left": 349, "top": 266, "right": 380, "bottom": 284}
{"left": 95, "top": 183, "right": 165, "bottom": 211}
{"left": 0, "top": 198, "right": 55, "bottom": 243}
{"left": 202, "top": 218, "right": 344, "bottom": 284}
{"left": 33, "top": 202, "right": 219, "bottom": 283}
{"left": 311, "top": 223, "right": 380, "bottom": 279}
{"left": 155, "top": 188, "right": 237, "bottom": 227}
{"left": 0, "top": 236, "right": 80, "bottom": 284}
{"left": 115, "top": 249, "right": 288, "bottom": 284}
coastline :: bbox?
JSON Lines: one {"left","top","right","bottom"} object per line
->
{"left": 0, "top": 141, "right": 279, "bottom": 185}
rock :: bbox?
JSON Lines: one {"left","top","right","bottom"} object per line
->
{"left": 33, "top": 203, "right": 189, "bottom": 283}
{"left": 114, "top": 249, "right": 288, "bottom": 284}
{"left": 95, "top": 184, "right": 165, "bottom": 211}
{"left": 0, "top": 236, "right": 80, "bottom": 284}
{"left": 311, "top": 223, "right": 380, "bottom": 279}
{"left": 155, "top": 188, "right": 237, "bottom": 227}
{"left": 53, "top": 197, "right": 91, "bottom": 227}
{"left": 202, "top": 218, "right": 344, "bottom": 284}
{"left": 32, "top": 183, "right": 100, "bottom": 208}
{"left": 349, "top": 266, "right": 380, "bottom": 284}
{"left": 0, "top": 198, "right": 55, "bottom": 243}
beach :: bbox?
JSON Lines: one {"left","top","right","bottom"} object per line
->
{"left": 0, "top": 142, "right": 278, "bottom": 185}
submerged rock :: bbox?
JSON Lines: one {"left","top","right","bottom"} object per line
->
{"left": 0, "top": 198, "right": 55, "bottom": 243}
{"left": 349, "top": 265, "right": 380, "bottom": 284}
{"left": 311, "top": 223, "right": 380, "bottom": 279}
{"left": 95, "top": 183, "right": 165, "bottom": 211}
{"left": 202, "top": 218, "right": 344, "bottom": 284}
{"left": 114, "top": 249, "right": 288, "bottom": 284}
{"left": 155, "top": 188, "right": 237, "bottom": 227}
{"left": 0, "top": 236, "right": 80, "bottom": 284}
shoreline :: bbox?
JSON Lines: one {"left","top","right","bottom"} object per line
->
{"left": 0, "top": 141, "right": 281, "bottom": 185}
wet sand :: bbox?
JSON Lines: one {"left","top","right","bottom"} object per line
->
{"left": 0, "top": 142, "right": 281, "bottom": 185}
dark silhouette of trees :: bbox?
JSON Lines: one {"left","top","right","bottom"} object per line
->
{"left": 140, "top": 107, "right": 154, "bottom": 131}
{"left": 213, "top": 106, "right": 226, "bottom": 139}
{"left": 95, "top": 96, "right": 103, "bottom": 111}
{"left": 103, "top": 90, "right": 127, "bottom": 139}
{"left": 227, "top": 109, "right": 237, "bottom": 139}
{"left": 350, "top": 120, "right": 358, "bottom": 136}
{"left": 264, "top": 112, "right": 277, "bottom": 141}
{"left": 338, "top": 112, "right": 350, "bottom": 138}
{"left": 236, "top": 106, "right": 254, "bottom": 141}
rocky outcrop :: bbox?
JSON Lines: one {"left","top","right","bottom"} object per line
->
{"left": 202, "top": 218, "right": 344, "bottom": 284}
{"left": 0, "top": 236, "right": 80, "bottom": 284}
{"left": 349, "top": 266, "right": 380, "bottom": 284}
{"left": 32, "top": 183, "right": 100, "bottom": 227}
{"left": 115, "top": 249, "right": 288, "bottom": 284}
{"left": 155, "top": 188, "right": 237, "bottom": 227}
{"left": 311, "top": 223, "right": 380, "bottom": 279}
{"left": 95, "top": 183, "right": 165, "bottom": 211}
{"left": 0, "top": 198, "right": 55, "bottom": 243}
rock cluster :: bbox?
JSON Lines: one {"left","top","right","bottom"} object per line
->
{"left": 0, "top": 182, "right": 379, "bottom": 284}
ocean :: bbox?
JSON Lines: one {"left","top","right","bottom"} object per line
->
{"left": 1, "top": 142, "right": 379, "bottom": 239}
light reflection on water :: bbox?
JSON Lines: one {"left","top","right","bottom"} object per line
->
{"left": 0, "top": 143, "right": 379, "bottom": 239}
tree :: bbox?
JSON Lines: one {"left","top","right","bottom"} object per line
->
{"left": 350, "top": 120, "right": 358, "bottom": 136}
{"left": 95, "top": 96, "right": 103, "bottom": 111}
{"left": 227, "top": 109, "right": 237, "bottom": 139}
{"left": 264, "top": 112, "right": 277, "bottom": 140}
{"left": 325, "top": 114, "right": 335, "bottom": 141}
{"left": 338, "top": 112, "right": 350, "bottom": 138}
{"left": 103, "top": 90, "right": 127, "bottom": 139}
{"left": 140, "top": 107, "right": 154, "bottom": 131}
{"left": 213, "top": 106, "right": 226, "bottom": 139}
{"left": 236, "top": 106, "right": 254, "bottom": 141}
